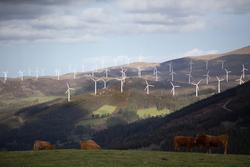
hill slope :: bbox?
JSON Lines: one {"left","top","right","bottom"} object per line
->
{"left": 94, "top": 81, "right": 250, "bottom": 154}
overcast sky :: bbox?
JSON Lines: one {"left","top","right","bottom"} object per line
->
{"left": 0, "top": 0, "right": 250, "bottom": 76}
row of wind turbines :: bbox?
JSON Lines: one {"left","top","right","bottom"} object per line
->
{"left": 65, "top": 60, "right": 248, "bottom": 102}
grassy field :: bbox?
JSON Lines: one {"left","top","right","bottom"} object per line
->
{"left": 0, "top": 150, "right": 249, "bottom": 167}
{"left": 93, "top": 105, "right": 117, "bottom": 117}
{"left": 137, "top": 107, "right": 171, "bottom": 118}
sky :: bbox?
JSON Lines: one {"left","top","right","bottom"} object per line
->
{"left": 0, "top": 0, "right": 250, "bottom": 77}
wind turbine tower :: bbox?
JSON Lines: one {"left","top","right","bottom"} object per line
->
{"left": 169, "top": 68, "right": 176, "bottom": 82}
{"left": 65, "top": 83, "right": 74, "bottom": 102}
{"left": 191, "top": 80, "right": 202, "bottom": 97}
{"left": 153, "top": 67, "right": 160, "bottom": 81}
{"left": 170, "top": 81, "right": 180, "bottom": 96}
{"left": 225, "top": 68, "right": 231, "bottom": 83}
{"left": 55, "top": 69, "right": 60, "bottom": 80}
{"left": 137, "top": 67, "right": 142, "bottom": 78}
{"left": 242, "top": 64, "right": 248, "bottom": 79}
{"left": 90, "top": 77, "right": 100, "bottom": 95}
{"left": 203, "top": 71, "right": 210, "bottom": 85}
{"left": 35, "top": 69, "right": 39, "bottom": 80}
{"left": 236, "top": 75, "right": 244, "bottom": 85}
{"left": 205, "top": 60, "right": 209, "bottom": 70}
{"left": 115, "top": 77, "right": 125, "bottom": 93}
{"left": 73, "top": 70, "right": 77, "bottom": 80}
{"left": 2, "top": 72, "right": 8, "bottom": 84}
{"left": 105, "top": 68, "right": 110, "bottom": 78}
{"left": 168, "top": 62, "right": 172, "bottom": 72}
{"left": 100, "top": 78, "right": 109, "bottom": 89}
{"left": 145, "top": 80, "right": 154, "bottom": 95}
{"left": 18, "top": 70, "right": 24, "bottom": 81}
{"left": 216, "top": 76, "right": 224, "bottom": 93}
{"left": 186, "top": 72, "right": 192, "bottom": 84}
{"left": 218, "top": 60, "right": 225, "bottom": 69}
{"left": 189, "top": 60, "right": 194, "bottom": 72}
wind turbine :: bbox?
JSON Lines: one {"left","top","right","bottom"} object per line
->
{"left": 168, "top": 62, "right": 172, "bottom": 72}
{"left": 242, "top": 64, "right": 248, "bottom": 79}
{"left": 34, "top": 68, "right": 39, "bottom": 80}
{"left": 73, "top": 70, "right": 77, "bottom": 80}
{"left": 120, "top": 67, "right": 127, "bottom": 78}
{"left": 236, "top": 75, "right": 244, "bottom": 85}
{"left": 169, "top": 69, "right": 176, "bottom": 82}
{"left": 153, "top": 67, "right": 160, "bottom": 81}
{"left": 55, "top": 69, "right": 60, "bottom": 80}
{"left": 100, "top": 78, "right": 109, "bottom": 89}
{"left": 170, "top": 81, "right": 180, "bottom": 96}
{"left": 224, "top": 68, "right": 231, "bottom": 83}
{"left": 216, "top": 76, "right": 224, "bottom": 93}
{"left": 203, "top": 71, "right": 210, "bottom": 85}
{"left": 186, "top": 72, "right": 192, "bottom": 84}
{"left": 18, "top": 70, "right": 24, "bottom": 81}
{"left": 137, "top": 67, "right": 142, "bottom": 78}
{"left": 105, "top": 68, "right": 110, "bottom": 78}
{"left": 91, "top": 71, "right": 95, "bottom": 77}
{"left": 205, "top": 60, "right": 209, "bottom": 70}
{"left": 90, "top": 77, "right": 100, "bottom": 95}
{"left": 2, "top": 72, "right": 8, "bottom": 84}
{"left": 189, "top": 60, "right": 194, "bottom": 72}
{"left": 65, "top": 83, "right": 74, "bottom": 102}
{"left": 217, "top": 60, "right": 225, "bottom": 69}
{"left": 115, "top": 77, "right": 125, "bottom": 93}
{"left": 191, "top": 80, "right": 202, "bottom": 97}
{"left": 145, "top": 80, "right": 154, "bottom": 95}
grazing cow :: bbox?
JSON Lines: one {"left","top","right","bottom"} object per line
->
{"left": 174, "top": 136, "right": 195, "bottom": 152}
{"left": 80, "top": 140, "right": 101, "bottom": 150}
{"left": 33, "top": 140, "right": 55, "bottom": 151}
{"left": 195, "top": 134, "right": 229, "bottom": 154}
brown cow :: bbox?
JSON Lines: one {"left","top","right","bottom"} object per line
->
{"left": 174, "top": 136, "right": 195, "bottom": 152}
{"left": 80, "top": 140, "right": 101, "bottom": 150}
{"left": 195, "top": 134, "right": 229, "bottom": 154}
{"left": 33, "top": 140, "right": 55, "bottom": 151}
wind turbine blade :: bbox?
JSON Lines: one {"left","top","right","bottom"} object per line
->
{"left": 170, "top": 82, "right": 174, "bottom": 87}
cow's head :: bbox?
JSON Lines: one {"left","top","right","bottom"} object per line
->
{"left": 194, "top": 134, "right": 207, "bottom": 144}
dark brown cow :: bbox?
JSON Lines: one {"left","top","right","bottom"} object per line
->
{"left": 174, "top": 136, "right": 195, "bottom": 152}
{"left": 80, "top": 140, "right": 101, "bottom": 150}
{"left": 195, "top": 134, "right": 229, "bottom": 154}
{"left": 33, "top": 140, "right": 55, "bottom": 151}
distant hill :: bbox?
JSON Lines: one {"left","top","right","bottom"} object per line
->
{"left": 94, "top": 81, "right": 250, "bottom": 154}
{"left": 0, "top": 45, "right": 250, "bottom": 152}
{"left": 191, "top": 45, "right": 250, "bottom": 61}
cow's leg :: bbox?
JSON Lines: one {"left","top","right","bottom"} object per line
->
{"left": 224, "top": 142, "right": 228, "bottom": 154}
{"left": 189, "top": 146, "right": 193, "bottom": 152}
{"left": 174, "top": 144, "right": 178, "bottom": 152}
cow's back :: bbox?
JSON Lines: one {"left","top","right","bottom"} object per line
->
{"left": 80, "top": 140, "right": 101, "bottom": 150}
{"left": 33, "top": 140, "right": 54, "bottom": 151}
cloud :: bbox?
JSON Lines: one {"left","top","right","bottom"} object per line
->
{"left": 184, "top": 48, "right": 219, "bottom": 57}
{"left": 0, "top": 0, "right": 249, "bottom": 43}
{"left": 117, "top": 0, "right": 250, "bottom": 14}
